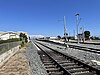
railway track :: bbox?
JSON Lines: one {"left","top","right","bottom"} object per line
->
{"left": 68, "top": 45, "right": 100, "bottom": 54}
{"left": 34, "top": 41, "right": 100, "bottom": 75}
{"left": 69, "top": 41, "right": 100, "bottom": 45}
{"left": 37, "top": 39, "right": 100, "bottom": 54}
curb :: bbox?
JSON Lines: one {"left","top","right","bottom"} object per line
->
{"left": 0, "top": 45, "right": 20, "bottom": 68}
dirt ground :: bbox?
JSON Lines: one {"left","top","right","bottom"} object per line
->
{"left": 0, "top": 47, "right": 30, "bottom": 75}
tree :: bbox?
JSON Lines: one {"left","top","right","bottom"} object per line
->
{"left": 19, "top": 33, "right": 28, "bottom": 43}
{"left": 23, "top": 34, "right": 28, "bottom": 43}
{"left": 64, "top": 33, "right": 68, "bottom": 42}
{"left": 90, "top": 36, "right": 100, "bottom": 40}
{"left": 90, "top": 36, "right": 94, "bottom": 40}
{"left": 84, "top": 31, "right": 90, "bottom": 40}
{"left": 19, "top": 33, "right": 23, "bottom": 41}
{"left": 57, "top": 35, "right": 61, "bottom": 39}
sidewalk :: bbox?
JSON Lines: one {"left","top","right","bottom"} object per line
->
{"left": 0, "top": 47, "right": 30, "bottom": 75}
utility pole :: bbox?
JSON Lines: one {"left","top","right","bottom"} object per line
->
{"left": 75, "top": 13, "right": 79, "bottom": 44}
{"left": 73, "top": 30, "right": 75, "bottom": 38}
{"left": 82, "top": 26, "right": 85, "bottom": 43}
{"left": 64, "top": 16, "right": 67, "bottom": 42}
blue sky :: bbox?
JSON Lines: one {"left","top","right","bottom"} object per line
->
{"left": 0, "top": 0, "right": 100, "bottom": 37}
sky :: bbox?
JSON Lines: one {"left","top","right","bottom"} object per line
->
{"left": 0, "top": 0, "right": 100, "bottom": 37}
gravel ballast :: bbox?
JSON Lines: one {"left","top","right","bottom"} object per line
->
{"left": 26, "top": 42, "right": 48, "bottom": 75}
{"left": 38, "top": 41, "right": 100, "bottom": 69}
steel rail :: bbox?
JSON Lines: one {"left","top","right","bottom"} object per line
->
{"left": 34, "top": 42, "right": 72, "bottom": 75}
{"left": 37, "top": 39, "right": 100, "bottom": 54}
{"left": 35, "top": 40, "right": 100, "bottom": 75}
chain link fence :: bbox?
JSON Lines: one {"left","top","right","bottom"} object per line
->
{"left": 0, "top": 41, "right": 21, "bottom": 55}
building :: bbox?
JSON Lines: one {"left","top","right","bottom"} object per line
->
{"left": 50, "top": 37, "right": 57, "bottom": 40}
{"left": 0, "top": 32, "right": 19, "bottom": 40}
{"left": 0, "top": 31, "right": 30, "bottom": 42}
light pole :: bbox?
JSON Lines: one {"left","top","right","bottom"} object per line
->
{"left": 58, "top": 16, "right": 67, "bottom": 42}
{"left": 75, "top": 13, "right": 79, "bottom": 44}
{"left": 82, "top": 25, "right": 85, "bottom": 43}
{"left": 64, "top": 16, "right": 67, "bottom": 42}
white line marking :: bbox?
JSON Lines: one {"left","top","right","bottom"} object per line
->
{"left": 31, "top": 41, "right": 40, "bottom": 50}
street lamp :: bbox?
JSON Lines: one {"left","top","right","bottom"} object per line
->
{"left": 75, "top": 13, "right": 79, "bottom": 44}
{"left": 58, "top": 16, "right": 67, "bottom": 42}
{"left": 64, "top": 16, "right": 67, "bottom": 43}
{"left": 82, "top": 25, "right": 85, "bottom": 43}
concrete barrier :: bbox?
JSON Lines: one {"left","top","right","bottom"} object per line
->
{"left": 0, "top": 45, "right": 20, "bottom": 68}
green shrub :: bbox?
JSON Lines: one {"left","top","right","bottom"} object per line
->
{"left": 0, "top": 38, "right": 20, "bottom": 44}
{"left": 20, "top": 41, "right": 25, "bottom": 47}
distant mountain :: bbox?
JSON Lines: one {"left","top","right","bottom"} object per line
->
{"left": 29, "top": 35, "right": 44, "bottom": 38}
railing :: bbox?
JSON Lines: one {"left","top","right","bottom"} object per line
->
{"left": 0, "top": 41, "right": 21, "bottom": 55}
